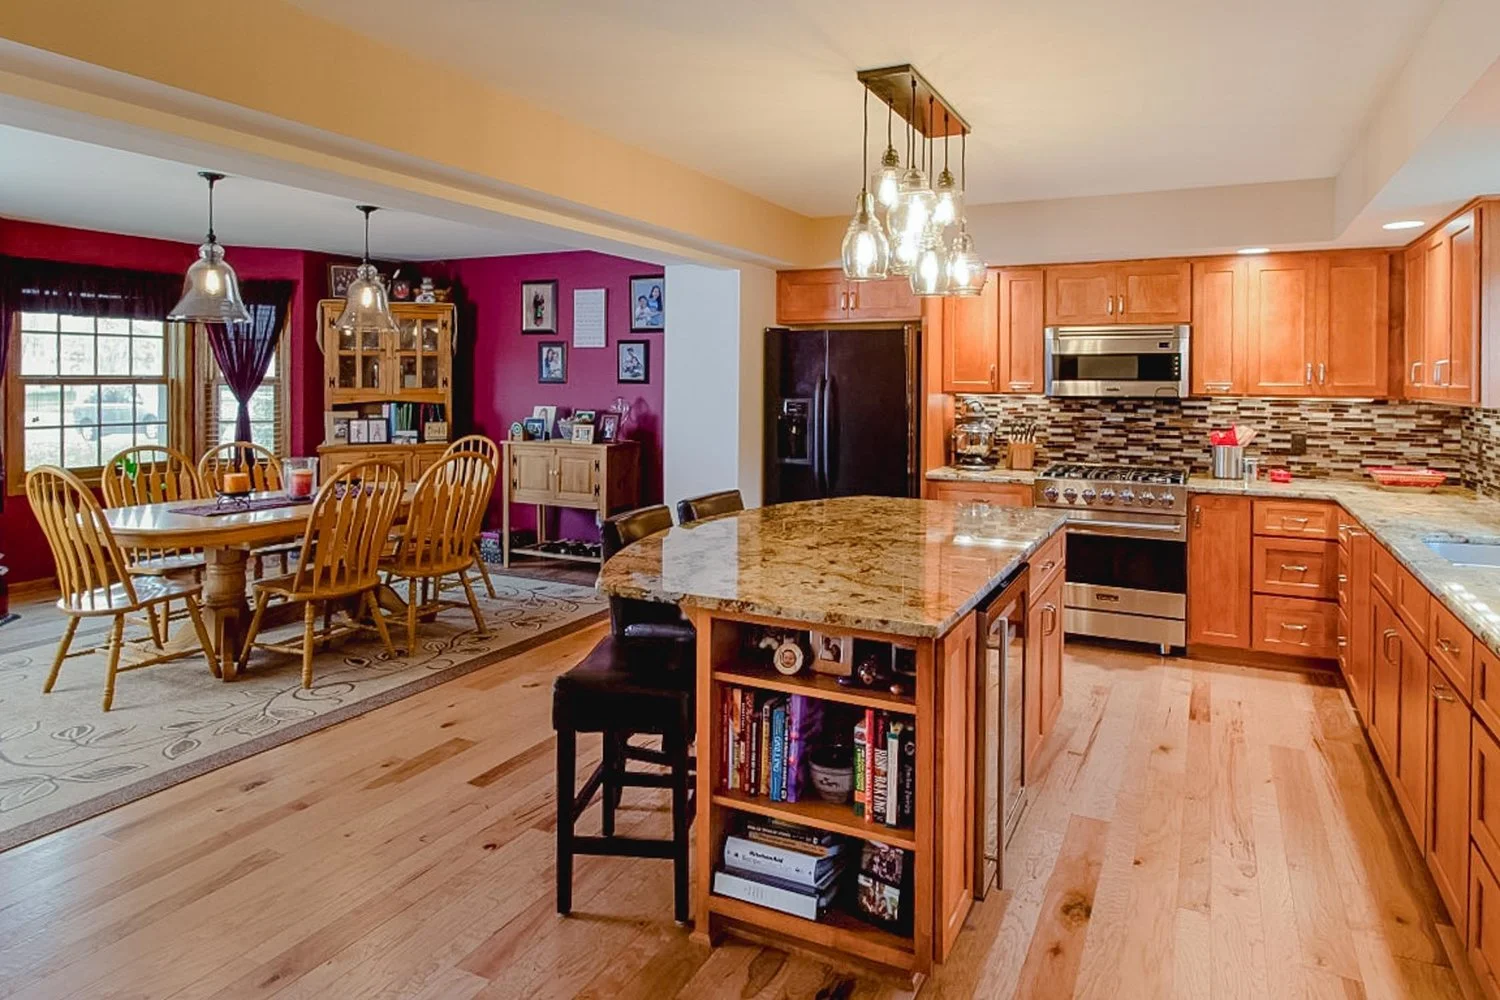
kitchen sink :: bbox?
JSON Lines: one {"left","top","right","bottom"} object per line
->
{"left": 1424, "top": 540, "right": 1500, "bottom": 567}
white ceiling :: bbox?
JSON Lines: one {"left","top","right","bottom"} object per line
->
{"left": 0, "top": 125, "right": 586, "bottom": 260}
{"left": 290, "top": 0, "right": 1442, "bottom": 217}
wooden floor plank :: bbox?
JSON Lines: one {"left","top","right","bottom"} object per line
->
{"left": 1012, "top": 812, "right": 1110, "bottom": 998}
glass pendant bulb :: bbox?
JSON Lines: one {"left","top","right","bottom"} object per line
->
{"left": 887, "top": 167, "right": 935, "bottom": 243}
{"left": 841, "top": 191, "right": 890, "bottom": 280}
{"left": 945, "top": 224, "right": 988, "bottom": 296}
{"left": 334, "top": 205, "right": 399, "bottom": 340}
{"left": 909, "top": 221, "right": 951, "bottom": 296}
{"left": 931, "top": 167, "right": 961, "bottom": 229}
{"left": 871, "top": 145, "right": 902, "bottom": 211}
{"left": 168, "top": 172, "right": 251, "bottom": 324}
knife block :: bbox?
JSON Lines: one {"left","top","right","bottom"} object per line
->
{"left": 1006, "top": 442, "right": 1036, "bottom": 470}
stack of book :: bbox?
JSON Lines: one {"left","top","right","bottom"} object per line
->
{"left": 853, "top": 711, "right": 915, "bottom": 828}
{"left": 721, "top": 689, "right": 822, "bottom": 803}
{"left": 712, "top": 818, "right": 847, "bottom": 920}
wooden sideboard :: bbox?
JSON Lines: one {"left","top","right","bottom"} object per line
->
{"left": 317, "top": 442, "right": 447, "bottom": 481}
{"left": 500, "top": 440, "right": 641, "bottom": 566}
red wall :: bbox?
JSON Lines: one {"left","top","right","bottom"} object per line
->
{"left": 439, "top": 251, "right": 664, "bottom": 540}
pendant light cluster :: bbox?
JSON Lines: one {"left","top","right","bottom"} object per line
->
{"left": 841, "top": 71, "right": 986, "bottom": 297}
{"left": 169, "top": 170, "right": 400, "bottom": 342}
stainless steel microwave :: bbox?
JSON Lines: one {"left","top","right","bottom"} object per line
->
{"left": 1043, "top": 324, "right": 1190, "bottom": 398}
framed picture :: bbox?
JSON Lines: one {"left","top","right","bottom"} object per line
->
{"left": 618, "top": 340, "right": 649, "bottom": 383}
{"left": 508, "top": 421, "right": 525, "bottom": 441}
{"left": 597, "top": 412, "right": 621, "bottom": 442}
{"left": 368, "top": 419, "right": 389, "bottom": 444}
{"left": 328, "top": 264, "right": 360, "bottom": 297}
{"left": 522, "top": 280, "right": 558, "bottom": 334}
{"left": 630, "top": 275, "right": 665, "bottom": 331}
{"left": 522, "top": 417, "right": 546, "bottom": 440}
{"left": 349, "top": 418, "right": 369, "bottom": 444}
{"left": 573, "top": 409, "right": 597, "bottom": 425}
{"left": 810, "top": 631, "right": 852, "bottom": 677}
{"left": 531, "top": 405, "right": 557, "bottom": 438}
{"left": 538, "top": 341, "right": 567, "bottom": 383}
{"left": 571, "top": 423, "right": 596, "bottom": 445}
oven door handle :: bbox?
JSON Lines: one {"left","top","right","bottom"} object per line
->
{"left": 1065, "top": 520, "right": 1186, "bottom": 538}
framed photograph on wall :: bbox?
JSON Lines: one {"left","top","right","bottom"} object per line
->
{"left": 328, "top": 264, "right": 360, "bottom": 297}
{"left": 522, "top": 280, "right": 558, "bottom": 334}
{"left": 538, "top": 341, "right": 568, "bottom": 384}
{"left": 629, "top": 275, "right": 665, "bottom": 332}
{"left": 617, "top": 339, "right": 649, "bottom": 383}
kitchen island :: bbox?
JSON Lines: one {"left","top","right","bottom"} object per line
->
{"left": 599, "top": 496, "right": 1066, "bottom": 982}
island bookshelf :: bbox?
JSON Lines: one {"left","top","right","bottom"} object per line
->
{"left": 689, "top": 606, "right": 980, "bottom": 985}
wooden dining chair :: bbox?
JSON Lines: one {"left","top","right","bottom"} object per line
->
{"left": 442, "top": 435, "right": 501, "bottom": 599}
{"left": 198, "top": 441, "right": 297, "bottom": 578}
{"left": 382, "top": 451, "right": 496, "bottom": 654}
{"left": 101, "top": 445, "right": 207, "bottom": 643}
{"left": 27, "top": 466, "right": 218, "bottom": 711}
{"left": 237, "top": 460, "right": 405, "bottom": 686}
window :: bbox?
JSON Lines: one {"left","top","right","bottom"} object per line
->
{"left": 200, "top": 341, "right": 286, "bottom": 455}
{"left": 11, "top": 311, "right": 173, "bottom": 481}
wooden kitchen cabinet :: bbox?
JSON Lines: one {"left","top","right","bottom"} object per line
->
{"left": 1404, "top": 242, "right": 1426, "bottom": 396}
{"left": 1246, "top": 253, "right": 1319, "bottom": 395}
{"left": 1474, "top": 718, "right": 1500, "bottom": 875}
{"left": 940, "top": 277, "right": 1000, "bottom": 392}
{"left": 1253, "top": 500, "right": 1339, "bottom": 540}
{"left": 776, "top": 269, "right": 920, "bottom": 325}
{"left": 1187, "top": 495, "right": 1253, "bottom": 649}
{"left": 1026, "top": 569, "right": 1065, "bottom": 784}
{"left": 1251, "top": 595, "right": 1338, "bottom": 658}
{"left": 1337, "top": 520, "right": 1374, "bottom": 722}
{"left": 1044, "top": 260, "right": 1190, "bottom": 325}
{"left": 1405, "top": 209, "right": 1481, "bottom": 403}
{"left": 1251, "top": 536, "right": 1339, "bottom": 600}
{"left": 1470, "top": 845, "right": 1500, "bottom": 997}
{"left": 1191, "top": 257, "right": 1247, "bottom": 395}
{"left": 998, "top": 268, "right": 1045, "bottom": 393}
{"left": 926, "top": 480, "right": 1033, "bottom": 506}
{"left": 1319, "top": 250, "right": 1389, "bottom": 397}
{"left": 1428, "top": 672, "right": 1472, "bottom": 934}
{"left": 1372, "top": 593, "right": 1429, "bottom": 843}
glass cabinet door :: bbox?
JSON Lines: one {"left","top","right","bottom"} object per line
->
{"left": 394, "top": 313, "right": 448, "bottom": 391}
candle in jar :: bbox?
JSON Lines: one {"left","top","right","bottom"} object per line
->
{"left": 222, "top": 472, "right": 251, "bottom": 495}
{"left": 289, "top": 468, "right": 314, "bottom": 498}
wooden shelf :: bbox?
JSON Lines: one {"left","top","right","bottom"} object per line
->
{"left": 507, "top": 545, "right": 602, "bottom": 565}
{"left": 712, "top": 789, "right": 917, "bottom": 851}
{"left": 711, "top": 667, "right": 916, "bottom": 715}
{"left": 708, "top": 894, "right": 915, "bottom": 972}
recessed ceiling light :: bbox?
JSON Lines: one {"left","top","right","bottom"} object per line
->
{"left": 1237, "top": 247, "right": 1269, "bottom": 255}
{"left": 1382, "top": 220, "right": 1425, "bottom": 231}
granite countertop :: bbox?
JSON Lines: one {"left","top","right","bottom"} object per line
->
{"left": 598, "top": 497, "right": 1067, "bottom": 639}
{"left": 927, "top": 465, "right": 1037, "bottom": 485}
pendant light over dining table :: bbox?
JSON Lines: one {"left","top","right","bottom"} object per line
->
{"left": 168, "top": 171, "right": 252, "bottom": 324}
{"left": 843, "top": 65, "right": 986, "bottom": 297}
{"left": 334, "top": 204, "right": 399, "bottom": 338}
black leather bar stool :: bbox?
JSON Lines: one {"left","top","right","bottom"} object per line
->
{"left": 553, "top": 504, "right": 696, "bottom": 922}
{"left": 676, "top": 489, "right": 745, "bottom": 525}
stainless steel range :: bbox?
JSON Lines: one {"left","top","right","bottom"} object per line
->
{"left": 1033, "top": 462, "right": 1188, "bottom": 653}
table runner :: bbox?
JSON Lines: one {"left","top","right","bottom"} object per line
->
{"left": 169, "top": 494, "right": 313, "bottom": 517}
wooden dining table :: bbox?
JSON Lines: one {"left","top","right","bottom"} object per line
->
{"left": 103, "top": 490, "right": 413, "bottom": 678}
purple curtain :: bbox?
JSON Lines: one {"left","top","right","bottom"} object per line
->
{"left": 204, "top": 279, "right": 293, "bottom": 446}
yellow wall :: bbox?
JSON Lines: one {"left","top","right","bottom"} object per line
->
{"left": 0, "top": 0, "right": 836, "bottom": 267}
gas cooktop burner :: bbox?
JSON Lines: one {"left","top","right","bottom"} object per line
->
{"left": 1038, "top": 463, "right": 1187, "bottom": 485}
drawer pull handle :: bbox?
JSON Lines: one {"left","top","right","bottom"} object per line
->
{"left": 1433, "top": 684, "right": 1458, "bottom": 703}
{"left": 1337, "top": 637, "right": 1348, "bottom": 648}
{"left": 1284, "top": 516, "right": 1310, "bottom": 525}
{"left": 1040, "top": 560, "right": 1056, "bottom": 573}
{"left": 1382, "top": 627, "right": 1399, "bottom": 662}
{"left": 1280, "top": 564, "right": 1309, "bottom": 573}
{"left": 1280, "top": 622, "right": 1309, "bottom": 632}
{"left": 1337, "top": 574, "right": 1348, "bottom": 583}
{"left": 1437, "top": 638, "right": 1459, "bottom": 654}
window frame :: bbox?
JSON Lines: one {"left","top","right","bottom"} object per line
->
{"left": 4, "top": 311, "right": 191, "bottom": 494}
{"left": 194, "top": 319, "right": 291, "bottom": 460}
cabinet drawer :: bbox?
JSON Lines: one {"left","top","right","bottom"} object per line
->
{"left": 1253, "top": 500, "right": 1338, "bottom": 539}
{"left": 927, "top": 481, "right": 1033, "bottom": 507}
{"left": 1474, "top": 719, "right": 1500, "bottom": 874}
{"left": 1394, "top": 565, "right": 1430, "bottom": 645}
{"left": 1252, "top": 537, "right": 1339, "bottom": 599}
{"left": 1479, "top": 648, "right": 1500, "bottom": 743}
{"left": 1371, "top": 542, "right": 1398, "bottom": 602}
{"left": 1430, "top": 600, "right": 1475, "bottom": 701}
{"left": 1471, "top": 845, "right": 1500, "bottom": 999}
{"left": 1030, "top": 531, "right": 1065, "bottom": 591}
{"left": 1337, "top": 541, "right": 1351, "bottom": 607}
{"left": 1251, "top": 596, "right": 1339, "bottom": 658}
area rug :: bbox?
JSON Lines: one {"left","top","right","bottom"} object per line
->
{"left": 0, "top": 574, "right": 605, "bottom": 851}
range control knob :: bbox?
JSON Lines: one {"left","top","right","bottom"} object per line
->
{"left": 1062, "top": 487, "right": 1078, "bottom": 503}
{"left": 1159, "top": 490, "right": 1177, "bottom": 507}
{"left": 1080, "top": 488, "right": 1097, "bottom": 504}
{"left": 1099, "top": 488, "right": 1116, "bottom": 504}
{"left": 1119, "top": 489, "right": 1135, "bottom": 504}
{"left": 1139, "top": 490, "right": 1156, "bottom": 506}
{"left": 1042, "top": 486, "right": 1059, "bottom": 502}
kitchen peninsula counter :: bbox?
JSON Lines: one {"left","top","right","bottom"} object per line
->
{"left": 598, "top": 496, "right": 1067, "bottom": 982}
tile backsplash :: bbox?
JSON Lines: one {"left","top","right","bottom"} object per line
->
{"left": 961, "top": 395, "right": 1470, "bottom": 482}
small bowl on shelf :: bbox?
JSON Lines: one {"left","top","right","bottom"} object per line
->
{"left": 808, "top": 744, "right": 854, "bottom": 804}
{"left": 1367, "top": 466, "right": 1449, "bottom": 493}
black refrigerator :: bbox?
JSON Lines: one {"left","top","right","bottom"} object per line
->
{"left": 764, "top": 326, "right": 919, "bottom": 503}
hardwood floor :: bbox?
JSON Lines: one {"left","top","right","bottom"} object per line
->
{"left": 0, "top": 608, "right": 1477, "bottom": 999}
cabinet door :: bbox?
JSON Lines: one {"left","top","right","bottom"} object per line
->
{"left": 1338, "top": 524, "right": 1374, "bottom": 722}
{"left": 847, "top": 276, "right": 921, "bottom": 321}
{"left": 1443, "top": 210, "right": 1479, "bottom": 404}
{"left": 1246, "top": 254, "right": 1319, "bottom": 395}
{"left": 1187, "top": 495, "right": 1252, "bottom": 648}
{"left": 1116, "top": 259, "right": 1191, "bottom": 324}
{"left": 1423, "top": 233, "right": 1452, "bottom": 399}
{"left": 1473, "top": 719, "right": 1500, "bottom": 876}
{"left": 1318, "top": 251, "right": 1389, "bottom": 397}
{"left": 940, "top": 278, "right": 999, "bottom": 392}
{"left": 997, "top": 268, "right": 1044, "bottom": 393}
{"left": 1191, "top": 258, "right": 1247, "bottom": 395}
{"left": 1371, "top": 595, "right": 1402, "bottom": 774}
{"left": 510, "top": 446, "right": 555, "bottom": 501}
{"left": 1044, "top": 264, "right": 1116, "bottom": 325}
{"left": 1404, "top": 243, "right": 1426, "bottom": 394}
{"left": 1040, "top": 573, "right": 1065, "bottom": 742}
{"left": 1395, "top": 615, "right": 1430, "bottom": 845}
{"left": 776, "top": 269, "right": 847, "bottom": 325}
{"left": 1428, "top": 675, "right": 1471, "bottom": 935}
{"left": 555, "top": 449, "right": 599, "bottom": 506}
{"left": 1025, "top": 574, "right": 1064, "bottom": 784}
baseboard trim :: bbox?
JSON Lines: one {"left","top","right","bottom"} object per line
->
{"left": 1186, "top": 643, "right": 1338, "bottom": 675}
